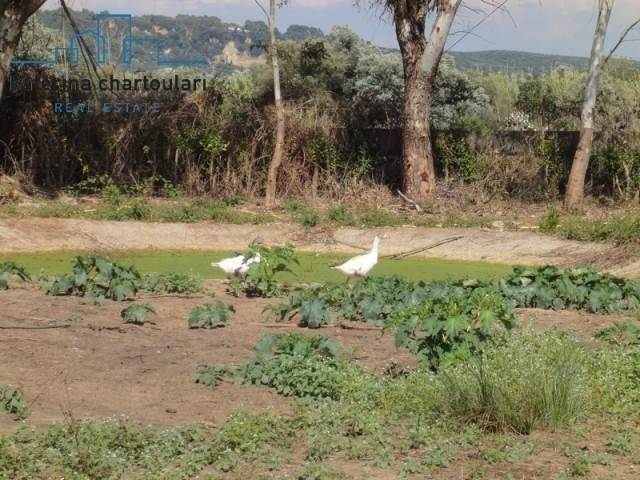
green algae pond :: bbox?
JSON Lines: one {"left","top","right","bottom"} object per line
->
{"left": 0, "top": 250, "right": 512, "bottom": 283}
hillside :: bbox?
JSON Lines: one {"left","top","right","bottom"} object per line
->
{"left": 449, "top": 50, "right": 591, "bottom": 75}
{"left": 36, "top": 8, "right": 639, "bottom": 75}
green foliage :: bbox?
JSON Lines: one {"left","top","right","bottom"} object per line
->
{"left": 188, "top": 302, "right": 234, "bottom": 329}
{"left": 436, "top": 331, "right": 590, "bottom": 433}
{"left": 0, "top": 385, "right": 28, "bottom": 421}
{"left": 560, "top": 210, "right": 640, "bottom": 243}
{"left": 121, "top": 303, "right": 156, "bottom": 325}
{"left": 498, "top": 266, "right": 640, "bottom": 313}
{"left": 0, "top": 261, "right": 30, "bottom": 290}
{"left": 591, "top": 345, "right": 640, "bottom": 416}
{"left": 47, "top": 256, "right": 140, "bottom": 301}
{"left": 240, "top": 334, "right": 350, "bottom": 399}
{"left": 435, "top": 133, "right": 478, "bottom": 181}
{"left": 386, "top": 288, "right": 515, "bottom": 369}
{"left": 194, "top": 366, "right": 234, "bottom": 388}
{"left": 233, "top": 243, "right": 299, "bottom": 298}
{"left": 142, "top": 272, "right": 204, "bottom": 294}
{"left": 538, "top": 207, "right": 561, "bottom": 233}
{"left": 326, "top": 204, "right": 356, "bottom": 225}
{"left": 284, "top": 199, "right": 319, "bottom": 227}
{"left": 595, "top": 322, "right": 640, "bottom": 346}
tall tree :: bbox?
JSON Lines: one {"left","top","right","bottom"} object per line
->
{"left": 0, "top": 0, "right": 47, "bottom": 102}
{"left": 385, "top": 0, "right": 463, "bottom": 204}
{"left": 564, "top": 0, "right": 614, "bottom": 211}
{"left": 264, "top": 0, "right": 285, "bottom": 208}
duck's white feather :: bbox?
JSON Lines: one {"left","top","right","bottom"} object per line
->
{"left": 332, "top": 237, "right": 379, "bottom": 277}
{"left": 212, "top": 252, "right": 261, "bottom": 277}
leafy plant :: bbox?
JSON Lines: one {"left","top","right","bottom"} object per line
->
{"left": 498, "top": 266, "right": 640, "bottom": 314}
{"left": 121, "top": 303, "right": 156, "bottom": 325}
{"left": 142, "top": 272, "right": 204, "bottom": 294}
{"left": 0, "top": 385, "right": 28, "bottom": 420}
{"left": 194, "top": 365, "right": 234, "bottom": 388}
{"left": 386, "top": 288, "right": 515, "bottom": 368}
{"left": 232, "top": 243, "right": 299, "bottom": 298}
{"left": 240, "top": 334, "right": 349, "bottom": 399}
{"left": 0, "top": 261, "right": 30, "bottom": 290}
{"left": 47, "top": 256, "right": 140, "bottom": 301}
{"left": 188, "top": 302, "right": 234, "bottom": 329}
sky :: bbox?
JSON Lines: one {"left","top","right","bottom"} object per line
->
{"left": 43, "top": 0, "right": 640, "bottom": 59}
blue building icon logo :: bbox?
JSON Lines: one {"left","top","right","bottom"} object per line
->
{"left": 12, "top": 13, "right": 207, "bottom": 67}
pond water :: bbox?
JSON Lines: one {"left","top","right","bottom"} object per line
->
{"left": 1, "top": 250, "right": 513, "bottom": 283}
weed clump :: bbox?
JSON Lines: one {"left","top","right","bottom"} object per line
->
{"left": 435, "top": 331, "right": 590, "bottom": 434}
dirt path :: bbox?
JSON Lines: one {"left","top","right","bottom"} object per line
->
{"left": 0, "top": 217, "right": 635, "bottom": 274}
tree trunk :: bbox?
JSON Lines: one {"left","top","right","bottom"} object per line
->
{"left": 394, "top": 0, "right": 462, "bottom": 204}
{"left": 0, "top": 0, "right": 46, "bottom": 103}
{"left": 401, "top": 51, "right": 433, "bottom": 201}
{"left": 564, "top": 0, "right": 614, "bottom": 211}
{"left": 264, "top": 0, "right": 285, "bottom": 208}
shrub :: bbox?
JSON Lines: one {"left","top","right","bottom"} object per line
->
{"left": 47, "top": 256, "right": 140, "bottom": 301}
{"left": 188, "top": 302, "right": 234, "bottom": 329}
{"left": 232, "top": 243, "right": 299, "bottom": 298}
{"left": 121, "top": 303, "right": 156, "bottom": 325}
{"left": 240, "top": 334, "right": 353, "bottom": 399}
{"left": 0, "top": 385, "right": 28, "bottom": 420}
{"left": 194, "top": 366, "right": 234, "bottom": 388}
{"left": 327, "top": 204, "right": 356, "bottom": 226}
{"left": 0, "top": 261, "right": 30, "bottom": 290}
{"left": 595, "top": 322, "right": 640, "bottom": 346}
{"left": 436, "top": 331, "right": 589, "bottom": 433}
{"left": 498, "top": 266, "right": 640, "bottom": 313}
{"left": 386, "top": 288, "right": 515, "bottom": 369}
{"left": 538, "top": 206, "right": 560, "bottom": 233}
{"left": 591, "top": 345, "right": 640, "bottom": 416}
{"left": 284, "top": 199, "right": 319, "bottom": 227}
{"left": 142, "top": 272, "right": 204, "bottom": 294}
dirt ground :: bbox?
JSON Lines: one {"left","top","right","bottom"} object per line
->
{"left": 1, "top": 282, "right": 638, "bottom": 479}
{"left": 1, "top": 217, "right": 637, "bottom": 275}
{"left": 0, "top": 281, "right": 418, "bottom": 430}
{"left": 0, "top": 281, "right": 627, "bottom": 432}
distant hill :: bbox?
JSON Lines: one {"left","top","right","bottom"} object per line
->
{"left": 37, "top": 8, "right": 323, "bottom": 72}
{"left": 36, "top": 9, "right": 639, "bottom": 75}
{"left": 448, "top": 50, "right": 590, "bottom": 75}
{"left": 449, "top": 50, "right": 640, "bottom": 76}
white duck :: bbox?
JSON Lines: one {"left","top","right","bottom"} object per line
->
{"left": 212, "top": 252, "right": 261, "bottom": 277}
{"left": 212, "top": 238, "right": 263, "bottom": 277}
{"left": 331, "top": 236, "right": 380, "bottom": 278}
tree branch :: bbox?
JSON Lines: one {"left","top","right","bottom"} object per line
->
{"left": 603, "top": 17, "right": 640, "bottom": 65}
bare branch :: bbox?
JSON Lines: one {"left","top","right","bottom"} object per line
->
{"left": 604, "top": 17, "right": 640, "bottom": 65}
{"left": 252, "top": 0, "right": 269, "bottom": 19}
{"left": 446, "top": 0, "right": 512, "bottom": 52}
